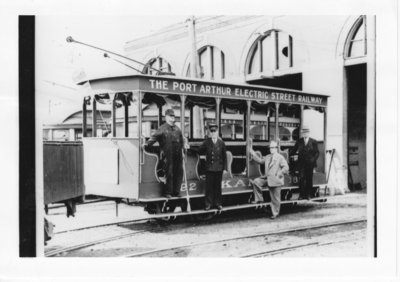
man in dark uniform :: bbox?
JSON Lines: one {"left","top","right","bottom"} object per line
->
{"left": 146, "top": 109, "right": 189, "bottom": 198}
{"left": 290, "top": 125, "right": 320, "bottom": 200}
{"left": 195, "top": 123, "right": 226, "bottom": 210}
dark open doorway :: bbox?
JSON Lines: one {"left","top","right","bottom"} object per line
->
{"left": 346, "top": 63, "right": 367, "bottom": 191}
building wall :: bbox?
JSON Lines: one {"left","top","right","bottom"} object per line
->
{"left": 124, "top": 15, "right": 372, "bottom": 189}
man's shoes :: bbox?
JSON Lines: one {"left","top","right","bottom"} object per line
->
{"left": 216, "top": 205, "right": 223, "bottom": 210}
{"left": 163, "top": 194, "right": 172, "bottom": 199}
{"left": 306, "top": 195, "right": 311, "bottom": 200}
{"left": 204, "top": 206, "right": 211, "bottom": 211}
{"left": 270, "top": 215, "right": 278, "bottom": 219}
{"left": 172, "top": 193, "right": 182, "bottom": 198}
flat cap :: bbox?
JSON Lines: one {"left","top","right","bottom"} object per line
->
{"left": 165, "top": 109, "right": 175, "bottom": 117}
{"left": 208, "top": 123, "right": 218, "bottom": 130}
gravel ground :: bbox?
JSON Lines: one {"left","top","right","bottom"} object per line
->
{"left": 45, "top": 192, "right": 368, "bottom": 257}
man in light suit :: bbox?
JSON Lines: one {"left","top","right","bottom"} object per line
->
{"left": 250, "top": 141, "right": 289, "bottom": 219}
{"left": 290, "top": 125, "right": 320, "bottom": 200}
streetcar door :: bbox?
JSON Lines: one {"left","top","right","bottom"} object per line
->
{"left": 82, "top": 92, "right": 140, "bottom": 199}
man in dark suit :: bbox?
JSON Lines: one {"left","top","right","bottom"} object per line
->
{"left": 196, "top": 123, "right": 226, "bottom": 210}
{"left": 146, "top": 109, "right": 189, "bottom": 198}
{"left": 291, "top": 125, "right": 320, "bottom": 200}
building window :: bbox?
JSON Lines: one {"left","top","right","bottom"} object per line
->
{"left": 346, "top": 16, "right": 367, "bottom": 58}
{"left": 186, "top": 45, "right": 225, "bottom": 80}
{"left": 142, "top": 57, "right": 172, "bottom": 75}
{"left": 247, "top": 30, "right": 293, "bottom": 76}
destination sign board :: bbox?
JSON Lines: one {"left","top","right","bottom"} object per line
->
{"left": 86, "top": 75, "right": 328, "bottom": 106}
{"left": 141, "top": 76, "right": 327, "bottom": 106}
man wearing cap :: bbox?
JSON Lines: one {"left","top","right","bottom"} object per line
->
{"left": 195, "top": 123, "right": 226, "bottom": 210}
{"left": 250, "top": 141, "right": 289, "bottom": 219}
{"left": 146, "top": 109, "right": 189, "bottom": 198}
{"left": 291, "top": 125, "right": 320, "bottom": 200}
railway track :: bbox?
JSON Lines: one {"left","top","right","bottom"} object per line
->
{"left": 124, "top": 218, "right": 366, "bottom": 257}
{"left": 54, "top": 196, "right": 329, "bottom": 234}
{"left": 45, "top": 196, "right": 363, "bottom": 257}
{"left": 242, "top": 237, "right": 360, "bottom": 257}
{"left": 47, "top": 208, "right": 275, "bottom": 256}
{"left": 45, "top": 230, "right": 146, "bottom": 257}
{"left": 46, "top": 217, "right": 365, "bottom": 257}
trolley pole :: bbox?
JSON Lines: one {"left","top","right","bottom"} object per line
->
{"left": 187, "top": 16, "right": 200, "bottom": 78}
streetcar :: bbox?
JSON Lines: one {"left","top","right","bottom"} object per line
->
{"left": 75, "top": 74, "right": 329, "bottom": 218}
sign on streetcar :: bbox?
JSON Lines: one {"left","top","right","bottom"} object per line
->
{"left": 84, "top": 75, "right": 328, "bottom": 107}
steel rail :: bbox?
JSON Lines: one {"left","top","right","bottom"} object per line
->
{"left": 45, "top": 230, "right": 146, "bottom": 257}
{"left": 124, "top": 218, "right": 366, "bottom": 257}
{"left": 243, "top": 237, "right": 362, "bottom": 257}
{"left": 54, "top": 196, "right": 331, "bottom": 234}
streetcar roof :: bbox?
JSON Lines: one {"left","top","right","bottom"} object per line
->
{"left": 78, "top": 74, "right": 329, "bottom": 107}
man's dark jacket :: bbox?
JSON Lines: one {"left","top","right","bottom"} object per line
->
{"left": 291, "top": 137, "right": 319, "bottom": 168}
{"left": 146, "top": 123, "right": 184, "bottom": 159}
{"left": 197, "top": 137, "right": 227, "bottom": 172}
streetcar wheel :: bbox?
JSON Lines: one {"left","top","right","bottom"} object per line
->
{"left": 155, "top": 202, "right": 177, "bottom": 222}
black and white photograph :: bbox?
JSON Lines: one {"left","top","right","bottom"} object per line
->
{"left": 1, "top": 0, "right": 399, "bottom": 281}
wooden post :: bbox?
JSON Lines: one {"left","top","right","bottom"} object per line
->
{"left": 300, "top": 104, "right": 304, "bottom": 132}
{"left": 180, "top": 95, "right": 186, "bottom": 136}
{"left": 258, "top": 39, "right": 263, "bottom": 72}
{"left": 124, "top": 95, "right": 129, "bottom": 137}
{"left": 246, "top": 100, "right": 252, "bottom": 177}
{"left": 215, "top": 98, "right": 221, "bottom": 134}
{"left": 82, "top": 97, "right": 88, "bottom": 137}
{"left": 324, "top": 107, "right": 328, "bottom": 173}
{"left": 275, "top": 102, "right": 280, "bottom": 141}
{"left": 158, "top": 106, "right": 162, "bottom": 126}
{"left": 138, "top": 91, "right": 143, "bottom": 183}
{"left": 92, "top": 98, "right": 97, "bottom": 137}
{"left": 111, "top": 93, "right": 116, "bottom": 137}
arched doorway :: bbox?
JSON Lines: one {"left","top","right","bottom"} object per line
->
{"left": 343, "top": 16, "right": 370, "bottom": 190}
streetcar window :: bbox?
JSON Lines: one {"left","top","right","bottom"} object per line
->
{"left": 114, "top": 93, "right": 139, "bottom": 138}
{"left": 250, "top": 102, "right": 271, "bottom": 141}
{"left": 191, "top": 105, "right": 216, "bottom": 139}
{"left": 276, "top": 103, "right": 301, "bottom": 142}
{"left": 43, "top": 129, "right": 50, "bottom": 141}
{"left": 221, "top": 99, "right": 246, "bottom": 141}
{"left": 91, "top": 94, "right": 113, "bottom": 137}
{"left": 141, "top": 102, "right": 159, "bottom": 138}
